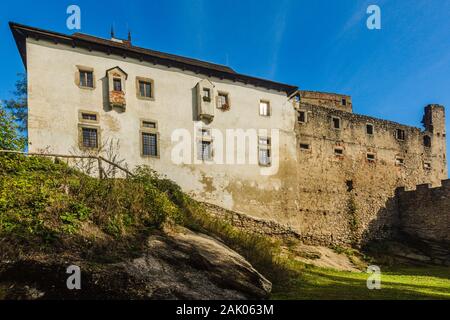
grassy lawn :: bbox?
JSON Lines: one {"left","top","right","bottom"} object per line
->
{"left": 272, "top": 260, "right": 450, "bottom": 300}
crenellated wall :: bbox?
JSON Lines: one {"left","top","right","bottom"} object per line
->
{"left": 397, "top": 180, "right": 450, "bottom": 241}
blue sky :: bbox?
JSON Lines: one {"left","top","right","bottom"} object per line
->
{"left": 1, "top": 0, "right": 449, "bottom": 160}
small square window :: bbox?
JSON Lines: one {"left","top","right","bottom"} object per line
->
{"left": 139, "top": 80, "right": 152, "bottom": 98}
{"left": 366, "top": 124, "right": 374, "bottom": 135}
{"left": 299, "top": 143, "right": 310, "bottom": 150}
{"left": 81, "top": 127, "right": 98, "bottom": 149}
{"left": 332, "top": 117, "right": 341, "bottom": 129}
{"left": 334, "top": 148, "right": 344, "bottom": 155}
{"left": 142, "top": 132, "right": 158, "bottom": 157}
{"left": 367, "top": 153, "right": 376, "bottom": 162}
{"left": 113, "top": 78, "right": 122, "bottom": 92}
{"left": 298, "top": 111, "right": 307, "bottom": 123}
{"left": 396, "top": 129, "right": 406, "bottom": 141}
{"left": 423, "top": 162, "right": 432, "bottom": 170}
{"left": 259, "top": 101, "right": 270, "bottom": 116}
{"left": 79, "top": 70, "right": 94, "bottom": 88}
{"left": 217, "top": 92, "right": 229, "bottom": 109}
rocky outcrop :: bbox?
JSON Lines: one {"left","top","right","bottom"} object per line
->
{"left": 0, "top": 229, "right": 271, "bottom": 300}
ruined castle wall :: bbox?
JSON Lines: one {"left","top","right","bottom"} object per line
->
{"left": 285, "top": 102, "right": 448, "bottom": 246}
{"left": 397, "top": 181, "right": 450, "bottom": 243}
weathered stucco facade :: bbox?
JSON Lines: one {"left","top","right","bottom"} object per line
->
{"left": 11, "top": 23, "right": 448, "bottom": 246}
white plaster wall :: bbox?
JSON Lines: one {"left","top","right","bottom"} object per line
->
{"left": 26, "top": 39, "right": 298, "bottom": 211}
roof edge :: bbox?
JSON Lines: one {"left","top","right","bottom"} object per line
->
{"left": 9, "top": 22, "right": 298, "bottom": 95}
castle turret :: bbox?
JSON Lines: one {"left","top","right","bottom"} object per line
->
{"left": 422, "top": 104, "right": 447, "bottom": 179}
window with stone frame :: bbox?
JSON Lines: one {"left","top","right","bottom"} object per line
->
{"left": 142, "top": 132, "right": 158, "bottom": 157}
{"left": 217, "top": 92, "right": 229, "bottom": 109}
{"left": 138, "top": 80, "right": 153, "bottom": 98}
{"left": 81, "top": 127, "right": 98, "bottom": 149}
{"left": 259, "top": 101, "right": 270, "bottom": 116}
{"left": 79, "top": 70, "right": 94, "bottom": 88}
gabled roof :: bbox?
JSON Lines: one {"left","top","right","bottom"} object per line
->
{"left": 106, "top": 66, "right": 128, "bottom": 79}
{"left": 9, "top": 22, "right": 298, "bottom": 95}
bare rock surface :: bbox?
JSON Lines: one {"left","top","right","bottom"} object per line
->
{"left": 0, "top": 229, "right": 271, "bottom": 300}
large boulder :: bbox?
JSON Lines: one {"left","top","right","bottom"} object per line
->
{"left": 0, "top": 229, "right": 271, "bottom": 300}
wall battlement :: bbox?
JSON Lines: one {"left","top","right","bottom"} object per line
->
{"left": 395, "top": 179, "right": 450, "bottom": 264}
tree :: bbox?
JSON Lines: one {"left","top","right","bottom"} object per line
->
{"left": 0, "top": 106, "right": 26, "bottom": 151}
{"left": 4, "top": 73, "right": 27, "bottom": 132}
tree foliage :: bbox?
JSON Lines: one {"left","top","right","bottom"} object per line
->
{"left": 0, "top": 107, "right": 26, "bottom": 151}
{"left": 4, "top": 73, "right": 27, "bottom": 132}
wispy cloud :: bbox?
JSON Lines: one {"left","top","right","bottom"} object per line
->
{"left": 267, "top": 0, "right": 291, "bottom": 78}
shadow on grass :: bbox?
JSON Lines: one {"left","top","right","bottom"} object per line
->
{"left": 272, "top": 263, "right": 450, "bottom": 300}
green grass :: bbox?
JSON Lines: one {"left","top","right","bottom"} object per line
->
{"left": 271, "top": 260, "right": 450, "bottom": 300}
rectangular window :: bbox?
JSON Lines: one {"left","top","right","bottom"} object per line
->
{"left": 332, "top": 117, "right": 341, "bottom": 129}
{"left": 342, "top": 98, "right": 347, "bottom": 106}
{"left": 79, "top": 70, "right": 93, "bottom": 88}
{"left": 258, "top": 136, "right": 271, "bottom": 166}
{"left": 139, "top": 80, "right": 152, "bottom": 98}
{"left": 81, "top": 112, "right": 97, "bottom": 121}
{"left": 113, "top": 78, "right": 122, "bottom": 92}
{"left": 298, "top": 111, "right": 306, "bottom": 123}
{"left": 367, "top": 153, "right": 376, "bottom": 162}
{"left": 366, "top": 124, "right": 374, "bottom": 135}
{"left": 82, "top": 127, "right": 98, "bottom": 148}
{"left": 299, "top": 143, "right": 310, "bottom": 150}
{"left": 396, "top": 129, "right": 406, "bottom": 141}
{"left": 217, "top": 93, "right": 229, "bottom": 109}
{"left": 142, "top": 121, "right": 156, "bottom": 129}
{"left": 198, "top": 140, "right": 212, "bottom": 161}
{"left": 334, "top": 147, "right": 344, "bottom": 155}
{"left": 202, "top": 88, "right": 211, "bottom": 102}
{"left": 259, "top": 101, "right": 270, "bottom": 116}
{"left": 424, "top": 162, "right": 431, "bottom": 170}
{"left": 258, "top": 148, "right": 271, "bottom": 166}
{"left": 142, "top": 132, "right": 158, "bottom": 157}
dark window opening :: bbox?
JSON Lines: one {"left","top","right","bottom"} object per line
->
{"left": 366, "top": 124, "right": 374, "bottom": 135}
{"left": 342, "top": 98, "right": 347, "bottom": 106}
{"left": 424, "top": 162, "right": 432, "bottom": 170}
{"left": 142, "top": 121, "right": 156, "bottom": 129}
{"left": 300, "top": 143, "right": 310, "bottom": 150}
{"left": 113, "top": 78, "right": 122, "bottom": 92}
{"left": 82, "top": 128, "right": 98, "bottom": 148}
{"left": 332, "top": 117, "right": 341, "bottom": 129}
{"left": 79, "top": 70, "right": 93, "bottom": 88}
{"left": 142, "top": 132, "right": 158, "bottom": 156}
{"left": 298, "top": 111, "right": 306, "bottom": 123}
{"left": 334, "top": 148, "right": 344, "bottom": 155}
{"left": 396, "top": 157, "right": 405, "bottom": 166}
{"left": 82, "top": 113, "right": 97, "bottom": 121}
{"left": 346, "top": 180, "right": 354, "bottom": 192}
{"left": 367, "top": 153, "right": 376, "bottom": 162}
{"left": 396, "top": 129, "right": 405, "bottom": 141}
{"left": 423, "top": 135, "right": 431, "bottom": 148}
{"left": 139, "top": 80, "right": 152, "bottom": 98}
{"left": 202, "top": 88, "right": 211, "bottom": 102}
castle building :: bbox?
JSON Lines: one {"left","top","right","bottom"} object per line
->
{"left": 10, "top": 22, "right": 448, "bottom": 245}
